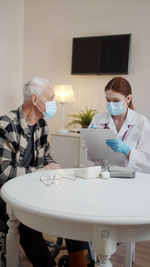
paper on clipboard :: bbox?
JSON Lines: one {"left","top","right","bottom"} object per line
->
{"left": 80, "top": 128, "right": 125, "bottom": 164}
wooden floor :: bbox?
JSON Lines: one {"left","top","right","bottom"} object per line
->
{"left": 2, "top": 235, "right": 150, "bottom": 266}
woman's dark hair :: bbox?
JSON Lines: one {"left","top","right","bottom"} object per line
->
{"left": 105, "top": 76, "right": 134, "bottom": 110}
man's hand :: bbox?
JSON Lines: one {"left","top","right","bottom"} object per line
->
{"left": 44, "top": 162, "right": 61, "bottom": 170}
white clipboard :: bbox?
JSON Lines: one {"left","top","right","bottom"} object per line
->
{"left": 80, "top": 128, "right": 125, "bottom": 164}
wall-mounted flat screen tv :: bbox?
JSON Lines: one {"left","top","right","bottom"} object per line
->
{"left": 71, "top": 34, "right": 131, "bottom": 75}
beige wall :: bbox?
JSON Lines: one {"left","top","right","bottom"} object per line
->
{"left": 24, "top": 0, "right": 150, "bottom": 132}
{"left": 2, "top": 0, "right": 149, "bottom": 132}
{"left": 0, "top": 0, "right": 24, "bottom": 115}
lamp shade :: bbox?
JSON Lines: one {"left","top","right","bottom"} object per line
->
{"left": 54, "top": 84, "right": 76, "bottom": 103}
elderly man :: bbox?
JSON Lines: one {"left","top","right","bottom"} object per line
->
{"left": 0, "top": 77, "right": 89, "bottom": 267}
{"left": 0, "top": 77, "right": 59, "bottom": 267}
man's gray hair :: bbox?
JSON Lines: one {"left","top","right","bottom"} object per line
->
{"left": 22, "top": 77, "right": 49, "bottom": 103}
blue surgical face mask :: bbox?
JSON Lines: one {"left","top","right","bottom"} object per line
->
{"left": 43, "top": 100, "right": 57, "bottom": 119}
{"left": 37, "top": 98, "right": 57, "bottom": 119}
{"left": 106, "top": 101, "right": 125, "bottom": 116}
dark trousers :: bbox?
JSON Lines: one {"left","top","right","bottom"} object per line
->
{"left": 19, "top": 224, "right": 56, "bottom": 267}
{"left": 19, "top": 225, "right": 87, "bottom": 266}
{"left": 65, "top": 239, "right": 88, "bottom": 253}
{"left": 0, "top": 198, "right": 86, "bottom": 266}
{"left": 19, "top": 226, "right": 87, "bottom": 266}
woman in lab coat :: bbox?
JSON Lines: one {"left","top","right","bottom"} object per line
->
{"left": 89, "top": 76, "right": 150, "bottom": 173}
{"left": 67, "top": 77, "right": 149, "bottom": 266}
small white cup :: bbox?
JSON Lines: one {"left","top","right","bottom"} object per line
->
{"left": 101, "top": 170, "right": 110, "bottom": 179}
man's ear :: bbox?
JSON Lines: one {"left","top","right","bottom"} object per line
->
{"left": 31, "top": 95, "right": 38, "bottom": 106}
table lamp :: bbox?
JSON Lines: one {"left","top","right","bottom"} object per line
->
{"left": 54, "top": 84, "right": 76, "bottom": 133}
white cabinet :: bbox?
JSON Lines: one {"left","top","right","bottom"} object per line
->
{"left": 50, "top": 132, "right": 93, "bottom": 168}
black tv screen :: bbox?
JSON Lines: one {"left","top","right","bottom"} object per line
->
{"left": 71, "top": 34, "right": 131, "bottom": 75}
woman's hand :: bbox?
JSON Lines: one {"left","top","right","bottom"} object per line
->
{"left": 106, "top": 139, "right": 131, "bottom": 155}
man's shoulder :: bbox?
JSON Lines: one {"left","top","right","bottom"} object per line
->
{"left": 0, "top": 108, "right": 19, "bottom": 129}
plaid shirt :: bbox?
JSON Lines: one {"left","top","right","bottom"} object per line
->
{"left": 0, "top": 106, "right": 55, "bottom": 186}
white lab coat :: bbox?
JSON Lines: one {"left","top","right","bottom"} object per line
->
{"left": 86, "top": 108, "right": 150, "bottom": 173}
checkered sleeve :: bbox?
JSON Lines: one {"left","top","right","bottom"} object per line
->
{"left": 44, "top": 141, "right": 56, "bottom": 165}
{"left": 0, "top": 127, "right": 38, "bottom": 186}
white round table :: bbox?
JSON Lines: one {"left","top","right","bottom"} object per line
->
{"left": 1, "top": 168, "right": 150, "bottom": 267}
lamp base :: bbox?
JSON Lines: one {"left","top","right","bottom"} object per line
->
{"left": 56, "top": 128, "right": 69, "bottom": 134}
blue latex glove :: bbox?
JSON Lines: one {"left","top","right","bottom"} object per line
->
{"left": 106, "top": 139, "right": 131, "bottom": 155}
{"left": 90, "top": 123, "right": 96, "bottom": 128}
